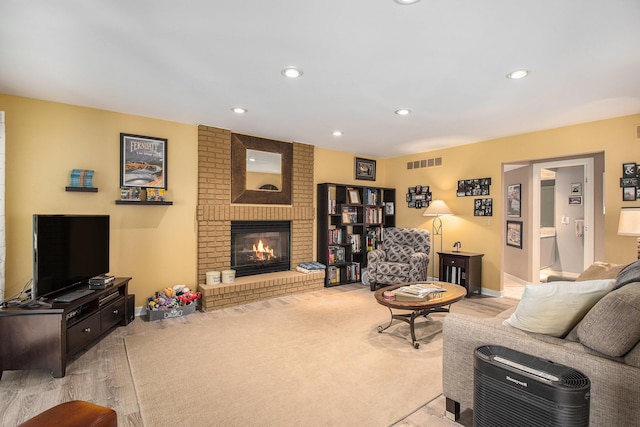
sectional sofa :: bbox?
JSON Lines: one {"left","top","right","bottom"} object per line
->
{"left": 442, "top": 261, "right": 640, "bottom": 426}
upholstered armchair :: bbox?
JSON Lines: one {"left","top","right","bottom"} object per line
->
{"left": 367, "top": 227, "right": 430, "bottom": 291}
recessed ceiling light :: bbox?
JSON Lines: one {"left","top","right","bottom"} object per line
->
{"left": 395, "top": 108, "right": 411, "bottom": 116}
{"left": 506, "top": 69, "right": 530, "bottom": 79}
{"left": 281, "top": 67, "right": 303, "bottom": 78}
{"left": 231, "top": 107, "right": 247, "bottom": 114}
{"left": 394, "top": 0, "right": 421, "bottom": 4}
{"left": 332, "top": 130, "right": 343, "bottom": 136}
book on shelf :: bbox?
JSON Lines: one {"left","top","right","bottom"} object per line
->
{"left": 348, "top": 234, "right": 361, "bottom": 252}
{"left": 328, "top": 246, "right": 346, "bottom": 264}
{"left": 342, "top": 206, "right": 358, "bottom": 224}
{"left": 365, "top": 206, "right": 383, "bottom": 223}
{"left": 328, "top": 266, "right": 341, "bottom": 284}
{"left": 346, "top": 262, "right": 361, "bottom": 282}
{"left": 328, "top": 199, "right": 337, "bottom": 214}
{"left": 328, "top": 227, "right": 343, "bottom": 244}
{"left": 366, "top": 226, "right": 382, "bottom": 251}
{"left": 364, "top": 188, "right": 379, "bottom": 205}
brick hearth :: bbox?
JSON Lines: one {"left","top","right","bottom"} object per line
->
{"left": 197, "top": 126, "right": 324, "bottom": 310}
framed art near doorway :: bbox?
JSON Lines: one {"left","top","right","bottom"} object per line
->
{"left": 506, "top": 220, "right": 523, "bottom": 249}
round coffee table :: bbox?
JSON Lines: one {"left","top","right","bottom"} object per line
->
{"left": 374, "top": 282, "right": 467, "bottom": 349}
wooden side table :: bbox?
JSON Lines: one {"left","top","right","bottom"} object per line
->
{"left": 437, "top": 251, "right": 483, "bottom": 297}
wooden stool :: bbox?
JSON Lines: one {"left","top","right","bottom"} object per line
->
{"left": 18, "top": 400, "right": 117, "bottom": 427}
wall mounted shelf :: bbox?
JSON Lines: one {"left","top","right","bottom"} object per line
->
{"left": 115, "top": 200, "right": 173, "bottom": 206}
{"left": 65, "top": 186, "right": 98, "bottom": 192}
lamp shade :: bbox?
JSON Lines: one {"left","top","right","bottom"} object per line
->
{"left": 423, "top": 199, "right": 453, "bottom": 217}
{"left": 618, "top": 207, "right": 640, "bottom": 236}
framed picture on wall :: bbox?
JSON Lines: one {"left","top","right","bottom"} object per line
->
{"left": 571, "top": 182, "right": 582, "bottom": 195}
{"left": 507, "top": 183, "right": 521, "bottom": 217}
{"left": 623, "top": 187, "right": 637, "bottom": 201}
{"left": 623, "top": 162, "right": 637, "bottom": 178}
{"left": 569, "top": 195, "right": 583, "bottom": 205}
{"left": 355, "top": 157, "right": 376, "bottom": 181}
{"left": 120, "top": 133, "right": 168, "bottom": 189}
{"left": 506, "top": 220, "right": 523, "bottom": 249}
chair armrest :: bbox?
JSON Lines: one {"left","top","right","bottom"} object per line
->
{"left": 367, "top": 249, "right": 386, "bottom": 267}
{"left": 409, "top": 252, "right": 429, "bottom": 282}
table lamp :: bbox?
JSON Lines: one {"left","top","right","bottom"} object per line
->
{"left": 617, "top": 207, "right": 640, "bottom": 259}
{"left": 423, "top": 199, "right": 454, "bottom": 279}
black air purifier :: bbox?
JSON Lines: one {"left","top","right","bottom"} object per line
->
{"left": 474, "top": 345, "right": 590, "bottom": 427}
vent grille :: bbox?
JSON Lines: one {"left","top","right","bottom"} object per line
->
{"left": 636, "top": 124, "right": 640, "bottom": 140}
{"left": 407, "top": 157, "right": 442, "bottom": 170}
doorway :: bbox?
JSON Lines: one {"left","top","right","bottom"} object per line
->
{"left": 502, "top": 154, "right": 603, "bottom": 292}
{"left": 532, "top": 158, "right": 594, "bottom": 280}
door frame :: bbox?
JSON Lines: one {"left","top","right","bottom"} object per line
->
{"left": 531, "top": 158, "right": 594, "bottom": 278}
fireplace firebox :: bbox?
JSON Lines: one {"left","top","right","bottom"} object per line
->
{"left": 231, "top": 221, "right": 291, "bottom": 277}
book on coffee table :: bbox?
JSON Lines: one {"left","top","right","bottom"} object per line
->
{"left": 393, "top": 283, "right": 446, "bottom": 301}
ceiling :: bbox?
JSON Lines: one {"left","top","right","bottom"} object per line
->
{"left": 2, "top": 0, "right": 639, "bottom": 158}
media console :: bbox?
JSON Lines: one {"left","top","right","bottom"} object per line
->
{"left": 0, "top": 277, "right": 131, "bottom": 379}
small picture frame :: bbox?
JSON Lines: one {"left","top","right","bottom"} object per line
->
{"left": 623, "top": 163, "right": 637, "bottom": 178}
{"left": 474, "top": 198, "right": 493, "bottom": 216}
{"left": 120, "top": 133, "right": 168, "bottom": 189}
{"left": 570, "top": 182, "right": 582, "bottom": 195}
{"left": 347, "top": 188, "right": 361, "bottom": 204}
{"left": 623, "top": 187, "right": 637, "bottom": 201}
{"left": 620, "top": 177, "right": 639, "bottom": 188}
{"left": 384, "top": 202, "right": 395, "bottom": 215}
{"left": 507, "top": 183, "right": 521, "bottom": 217}
{"left": 569, "top": 195, "right": 583, "bottom": 205}
{"left": 506, "top": 220, "right": 523, "bottom": 249}
{"left": 354, "top": 157, "right": 376, "bottom": 181}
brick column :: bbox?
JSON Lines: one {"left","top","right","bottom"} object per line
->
{"left": 196, "top": 126, "right": 320, "bottom": 308}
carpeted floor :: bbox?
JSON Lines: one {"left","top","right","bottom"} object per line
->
{"left": 125, "top": 287, "right": 515, "bottom": 426}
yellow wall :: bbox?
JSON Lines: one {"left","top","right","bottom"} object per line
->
{"left": 2, "top": 94, "right": 198, "bottom": 305}
{"left": 384, "top": 114, "right": 640, "bottom": 292}
{"left": 3, "top": 93, "right": 639, "bottom": 301}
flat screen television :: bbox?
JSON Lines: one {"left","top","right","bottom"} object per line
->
{"left": 33, "top": 214, "right": 110, "bottom": 301}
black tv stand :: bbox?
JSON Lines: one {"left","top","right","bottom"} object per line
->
{"left": 0, "top": 277, "right": 131, "bottom": 379}
{"left": 20, "top": 299, "right": 52, "bottom": 309}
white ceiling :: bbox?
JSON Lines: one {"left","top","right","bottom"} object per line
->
{"left": 1, "top": 0, "right": 639, "bottom": 158}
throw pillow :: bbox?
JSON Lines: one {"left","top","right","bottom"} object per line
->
{"left": 576, "top": 283, "right": 640, "bottom": 357}
{"left": 576, "top": 261, "right": 624, "bottom": 281}
{"left": 615, "top": 259, "right": 640, "bottom": 289}
{"left": 503, "top": 279, "right": 616, "bottom": 337}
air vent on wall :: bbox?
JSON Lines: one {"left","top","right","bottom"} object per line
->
{"left": 406, "top": 157, "right": 443, "bottom": 170}
{"left": 635, "top": 124, "right": 640, "bottom": 141}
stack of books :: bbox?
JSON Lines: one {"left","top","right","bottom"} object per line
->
{"left": 69, "top": 169, "right": 94, "bottom": 188}
{"left": 296, "top": 261, "right": 326, "bottom": 274}
{"left": 393, "top": 283, "right": 447, "bottom": 302}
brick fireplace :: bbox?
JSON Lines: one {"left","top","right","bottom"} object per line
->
{"left": 197, "top": 126, "right": 324, "bottom": 310}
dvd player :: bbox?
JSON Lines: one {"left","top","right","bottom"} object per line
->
{"left": 89, "top": 274, "right": 115, "bottom": 285}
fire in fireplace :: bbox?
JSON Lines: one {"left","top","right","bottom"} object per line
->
{"left": 231, "top": 220, "right": 291, "bottom": 277}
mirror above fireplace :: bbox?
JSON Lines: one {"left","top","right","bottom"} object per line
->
{"left": 231, "top": 133, "right": 292, "bottom": 204}
{"left": 246, "top": 149, "right": 282, "bottom": 191}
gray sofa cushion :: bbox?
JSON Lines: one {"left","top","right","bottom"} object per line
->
{"left": 615, "top": 259, "right": 640, "bottom": 289}
{"left": 577, "top": 283, "right": 640, "bottom": 357}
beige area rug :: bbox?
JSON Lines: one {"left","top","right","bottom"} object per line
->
{"left": 125, "top": 288, "right": 515, "bottom": 427}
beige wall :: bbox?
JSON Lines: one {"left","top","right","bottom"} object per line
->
{"left": 383, "top": 114, "right": 640, "bottom": 293}
{"left": 4, "top": 93, "right": 639, "bottom": 301}
{"left": 2, "top": 94, "right": 198, "bottom": 305}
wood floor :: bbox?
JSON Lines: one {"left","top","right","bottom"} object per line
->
{"left": 0, "top": 284, "right": 512, "bottom": 426}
